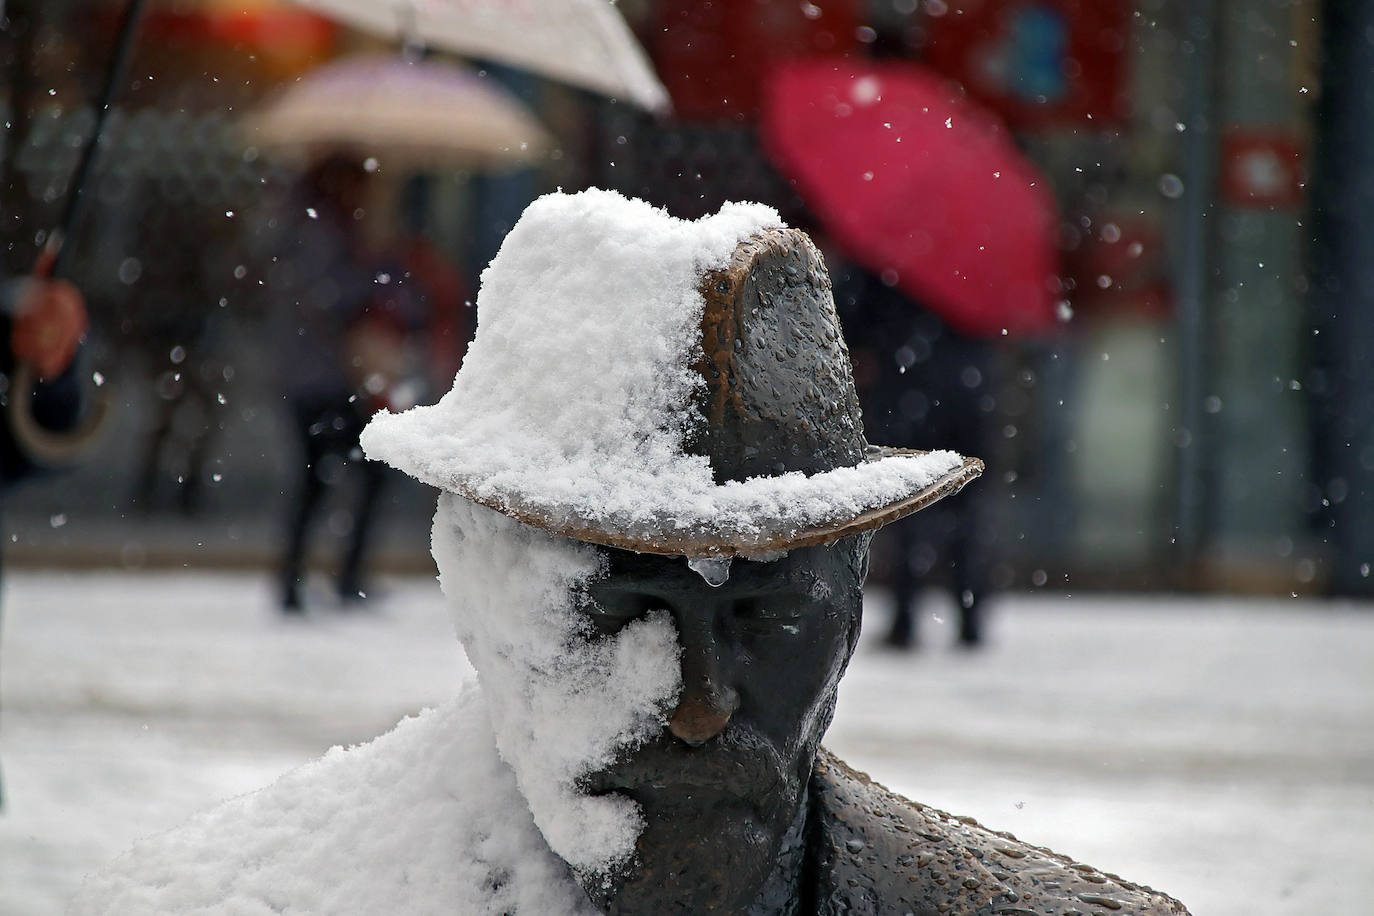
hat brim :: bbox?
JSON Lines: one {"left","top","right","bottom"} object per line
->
{"left": 444, "top": 448, "right": 983, "bottom": 559}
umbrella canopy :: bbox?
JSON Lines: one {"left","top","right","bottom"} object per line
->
{"left": 761, "top": 59, "right": 1059, "bottom": 339}
{"left": 288, "top": 0, "right": 670, "bottom": 112}
{"left": 241, "top": 54, "right": 552, "bottom": 172}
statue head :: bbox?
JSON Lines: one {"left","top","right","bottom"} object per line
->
{"left": 572, "top": 534, "right": 871, "bottom": 912}
{"left": 363, "top": 190, "right": 980, "bottom": 912}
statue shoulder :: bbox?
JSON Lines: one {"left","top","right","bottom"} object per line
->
{"left": 808, "top": 749, "right": 1191, "bottom": 916}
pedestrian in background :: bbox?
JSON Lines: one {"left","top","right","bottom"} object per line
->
{"left": 761, "top": 57, "right": 1059, "bottom": 648}
{"left": 264, "top": 154, "right": 429, "bottom": 613}
{"left": 832, "top": 261, "right": 996, "bottom": 647}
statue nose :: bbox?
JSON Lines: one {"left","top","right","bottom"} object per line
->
{"left": 667, "top": 612, "right": 740, "bottom": 746}
{"left": 668, "top": 678, "right": 739, "bottom": 746}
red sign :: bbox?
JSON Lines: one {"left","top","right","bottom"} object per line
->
{"left": 920, "top": 0, "right": 1130, "bottom": 128}
{"left": 1219, "top": 131, "right": 1304, "bottom": 208}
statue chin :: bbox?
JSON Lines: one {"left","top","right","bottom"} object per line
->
{"left": 580, "top": 797, "right": 781, "bottom": 914}
{"left": 572, "top": 706, "right": 830, "bottom": 913}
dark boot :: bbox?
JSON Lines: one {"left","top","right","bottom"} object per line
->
{"left": 956, "top": 592, "right": 982, "bottom": 647}
{"left": 884, "top": 605, "right": 916, "bottom": 649}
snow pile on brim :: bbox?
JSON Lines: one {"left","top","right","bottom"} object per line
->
{"left": 68, "top": 691, "right": 599, "bottom": 916}
{"left": 431, "top": 496, "right": 681, "bottom": 877}
{"left": 361, "top": 188, "right": 965, "bottom": 552}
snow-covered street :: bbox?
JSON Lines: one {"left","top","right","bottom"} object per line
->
{"left": 1, "top": 569, "right": 1370, "bottom": 916}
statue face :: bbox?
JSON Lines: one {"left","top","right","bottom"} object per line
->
{"left": 575, "top": 536, "right": 869, "bottom": 913}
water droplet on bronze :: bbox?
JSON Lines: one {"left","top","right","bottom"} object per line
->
{"left": 687, "top": 556, "right": 732, "bottom": 587}
{"left": 1077, "top": 894, "right": 1125, "bottom": 910}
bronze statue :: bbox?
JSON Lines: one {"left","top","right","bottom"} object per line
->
{"left": 537, "top": 229, "right": 1188, "bottom": 915}
{"left": 71, "top": 193, "right": 1189, "bottom": 916}
{"left": 382, "top": 210, "right": 1188, "bottom": 915}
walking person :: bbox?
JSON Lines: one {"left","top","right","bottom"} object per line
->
{"left": 265, "top": 154, "right": 435, "bottom": 612}
{"left": 266, "top": 156, "right": 396, "bottom": 611}
{"left": 832, "top": 262, "right": 995, "bottom": 647}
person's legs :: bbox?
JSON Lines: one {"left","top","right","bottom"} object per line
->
{"left": 337, "top": 456, "right": 384, "bottom": 603}
{"left": 947, "top": 406, "right": 991, "bottom": 648}
{"left": 178, "top": 378, "right": 217, "bottom": 516}
{"left": 280, "top": 404, "right": 329, "bottom": 612}
{"left": 884, "top": 520, "right": 919, "bottom": 648}
{"left": 941, "top": 337, "right": 994, "bottom": 648}
{"left": 132, "top": 395, "right": 176, "bottom": 513}
{"left": 950, "top": 517, "right": 984, "bottom": 647}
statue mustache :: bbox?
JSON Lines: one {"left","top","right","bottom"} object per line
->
{"left": 580, "top": 723, "right": 788, "bottom": 802}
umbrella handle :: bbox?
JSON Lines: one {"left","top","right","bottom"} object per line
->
{"left": 8, "top": 241, "right": 113, "bottom": 469}
{"left": 4, "top": 361, "right": 113, "bottom": 467}
{"left": 8, "top": 223, "right": 110, "bottom": 470}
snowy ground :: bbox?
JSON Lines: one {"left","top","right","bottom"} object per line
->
{"left": 0, "top": 570, "right": 1370, "bottom": 916}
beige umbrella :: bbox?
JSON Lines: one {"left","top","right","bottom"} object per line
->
{"left": 288, "top": 0, "right": 670, "bottom": 112}
{"left": 241, "top": 54, "right": 553, "bottom": 172}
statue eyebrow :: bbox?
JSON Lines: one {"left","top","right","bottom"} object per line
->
{"left": 587, "top": 570, "right": 661, "bottom": 593}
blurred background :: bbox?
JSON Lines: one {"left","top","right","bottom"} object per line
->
{"left": 0, "top": 2, "right": 1371, "bottom": 915}
{"left": 1, "top": 0, "right": 1367, "bottom": 600}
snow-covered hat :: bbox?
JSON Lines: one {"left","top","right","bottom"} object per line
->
{"left": 362, "top": 190, "right": 981, "bottom": 559}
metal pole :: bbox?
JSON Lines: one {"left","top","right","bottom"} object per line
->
{"left": 1311, "top": 0, "right": 1374, "bottom": 595}
{"left": 1, "top": 0, "right": 39, "bottom": 270}
{"left": 41, "top": 0, "right": 149, "bottom": 278}
{"left": 1172, "top": 0, "right": 1219, "bottom": 579}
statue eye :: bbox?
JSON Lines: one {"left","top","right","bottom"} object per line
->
{"left": 732, "top": 598, "right": 803, "bottom": 636}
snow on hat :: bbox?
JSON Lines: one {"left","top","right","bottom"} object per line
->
{"left": 361, "top": 189, "right": 981, "bottom": 559}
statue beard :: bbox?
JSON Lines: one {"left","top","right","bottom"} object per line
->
{"left": 576, "top": 719, "right": 823, "bottom": 914}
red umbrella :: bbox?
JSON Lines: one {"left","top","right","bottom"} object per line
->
{"left": 761, "top": 58, "right": 1059, "bottom": 339}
